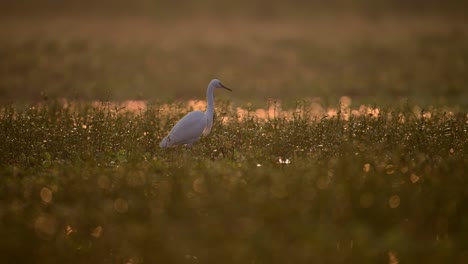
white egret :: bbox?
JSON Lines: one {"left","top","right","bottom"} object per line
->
{"left": 160, "top": 79, "right": 231, "bottom": 148}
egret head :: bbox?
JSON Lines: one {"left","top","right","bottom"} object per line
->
{"left": 210, "top": 79, "right": 232, "bottom": 91}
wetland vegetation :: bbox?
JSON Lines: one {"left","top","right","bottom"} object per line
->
{"left": 1, "top": 1, "right": 468, "bottom": 263}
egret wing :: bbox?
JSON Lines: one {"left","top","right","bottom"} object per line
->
{"left": 165, "top": 111, "right": 207, "bottom": 146}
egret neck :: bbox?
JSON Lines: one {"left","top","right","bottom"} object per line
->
{"left": 204, "top": 81, "right": 216, "bottom": 135}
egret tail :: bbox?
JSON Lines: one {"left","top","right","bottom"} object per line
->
{"left": 159, "top": 136, "right": 171, "bottom": 148}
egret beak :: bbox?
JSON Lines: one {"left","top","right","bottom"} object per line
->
{"left": 220, "top": 83, "right": 232, "bottom": 91}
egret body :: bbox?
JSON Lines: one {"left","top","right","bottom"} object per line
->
{"left": 160, "top": 79, "right": 231, "bottom": 148}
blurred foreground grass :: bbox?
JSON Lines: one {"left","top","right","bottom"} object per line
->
{"left": 0, "top": 101, "right": 467, "bottom": 263}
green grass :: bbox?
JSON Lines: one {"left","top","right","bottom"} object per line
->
{"left": 0, "top": 101, "right": 467, "bottom": 263}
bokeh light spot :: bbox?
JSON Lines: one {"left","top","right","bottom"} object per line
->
{"left": 125, "top": 257, "right": 141, "bottom": 264}
{"left": 66, "top": 225, "right": 75, "bottom": 236}
{"left": 410, "top": 173, "right": 420, "bottom": 183}
{"left": 389, "top": 195, "right": 400, "bottom": 209}
{"left": 363, "top": 163, "right": 371, "bottom": 173}
{"left": 400, "top": 166, "right": 408, "bottom": 173}
{"left": 91, "top": 226, "right": 103, "bottom": 238}
{"left": 193, "top": 178, "right": 207, "bottom": 194}
{"left": 385, "top": 165, "right": 395, "bottom": 175}
{"left": 388, "top": 251, "right": 399, "bottom": 264}
{"left": 40, "top": 187, "right": 53, "bottom": 203}
{"left": 114, "top": 198, "right": 129, "bottom": 213}
{"left": 340, "top": 96, "right": 352, "bottom": 108}
{"left": 34, "top": 214, "right": 58, "bottom": 239}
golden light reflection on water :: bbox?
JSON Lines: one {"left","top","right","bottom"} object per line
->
{"left": 340, "top": 96, "right": 352, "bottom": 108}
{"left": 42, "top": 98, "right": 455, "bottom": 122}
{"left": 187, "top": 99, "right": 206, "bottom": 111}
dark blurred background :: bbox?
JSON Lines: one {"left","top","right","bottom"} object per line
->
{"left": 2, "top": 0, "right": 468, "bottom": 18}
{"left": 0, "top": 0, "right": 467, "bottom": 106}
